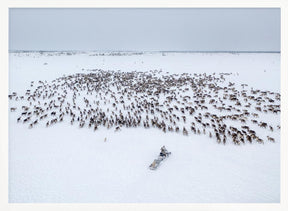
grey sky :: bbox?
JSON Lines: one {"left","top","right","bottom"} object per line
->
{"left": 9, "top": 8, "right": 280, "bottom": 51}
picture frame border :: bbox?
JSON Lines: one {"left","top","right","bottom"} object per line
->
{"left": 1, "top": 1, "right": 287, "bottom": 211}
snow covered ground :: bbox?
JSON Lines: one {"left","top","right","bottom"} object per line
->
{"left": 9, "top": 52, "right": 280, "bottom": 203}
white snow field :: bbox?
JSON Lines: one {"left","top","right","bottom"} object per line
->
{"left": 9, "top": 52, "right": 280, "bottom": 203}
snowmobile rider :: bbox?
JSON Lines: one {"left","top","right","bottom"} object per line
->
{"left": 159, "top": 146, "right": 168, "bottom": 157}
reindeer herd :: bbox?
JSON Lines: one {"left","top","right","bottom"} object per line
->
{"left": 9, "top": 69, "right": 280, "bottom": 145}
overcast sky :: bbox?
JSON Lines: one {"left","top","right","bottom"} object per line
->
{"left": 9, "top": 8, "right": 280, "bottom": 52}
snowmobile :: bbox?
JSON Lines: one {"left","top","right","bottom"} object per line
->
{"left": 149, "top": 146, "right": 171, "bottom": 170}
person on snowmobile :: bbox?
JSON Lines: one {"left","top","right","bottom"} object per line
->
{"left": 159, "top": 146, "right": 168, "bottom": 157}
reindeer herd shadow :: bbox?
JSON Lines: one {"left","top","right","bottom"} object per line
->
{"left": 9, "top": 69, "right": 280, "bottom": 145}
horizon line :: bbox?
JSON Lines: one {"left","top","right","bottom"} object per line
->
{"left": 9, "top": 50, "right": 281, "bottom": 53}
